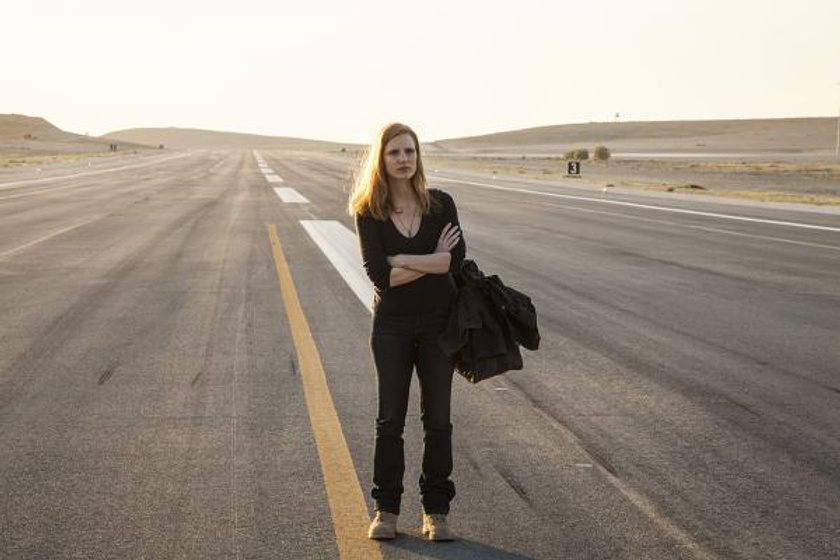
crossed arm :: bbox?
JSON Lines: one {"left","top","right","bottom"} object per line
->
{"left": 387, "top": 223, "right": 461, "bottom": 287}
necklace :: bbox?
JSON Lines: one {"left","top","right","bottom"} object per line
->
{"left": 393, "top": 206, "right": 419, "bottom": 239}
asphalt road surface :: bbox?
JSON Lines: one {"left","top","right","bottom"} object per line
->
{"left": 1, "top": 150, "right": 838, "bottom": 560}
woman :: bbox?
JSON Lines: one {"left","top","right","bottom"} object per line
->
{"left": 349, "top": 123, "right": 466, "bottom": 541}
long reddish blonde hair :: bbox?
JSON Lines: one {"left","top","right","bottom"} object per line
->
{"left": 348, "top": 123, "right": 431, "bottom": 220}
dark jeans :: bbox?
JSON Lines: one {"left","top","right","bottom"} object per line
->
{"left": 370, "top": 307, "right": 456, "bottom": 515}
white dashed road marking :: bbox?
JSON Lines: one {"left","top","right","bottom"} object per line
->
{"left": 253, "top": 150, "right": 285, "bottom": 184}
{"left": 273, "top": 188, "right": 309, "bottom": 203}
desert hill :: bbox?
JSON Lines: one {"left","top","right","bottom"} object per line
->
{"left": 4, "top": 114, "right": 836, "bottom": 159}
{"left": 103, "top": 127, "right": 354, "bottom": 151}
{"left": 0, "top": 114, "right": 151, "bottom": 158}
{"left": 0, "top": 114, "right": 71, "bottom": 140}
{"left": 430, "top": 117, "right": 837, "bottom": 156}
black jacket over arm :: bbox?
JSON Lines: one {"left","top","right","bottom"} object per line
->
{"left": 438, "top": 260, "right": 540, "bottom": 383}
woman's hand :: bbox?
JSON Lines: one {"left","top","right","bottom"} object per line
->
{"left": 435, "top": 223, "right": 461, "bottom": 253}
{"left": 387, "top": 255, "right": 405, "bottom": 268}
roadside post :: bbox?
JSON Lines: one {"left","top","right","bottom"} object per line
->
{"left": 566, "top": 160, "right": 581, "bottom": 178}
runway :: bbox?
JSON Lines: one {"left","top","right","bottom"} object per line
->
{"left": 1, "top": 150, "right": 837, "bottom": 559}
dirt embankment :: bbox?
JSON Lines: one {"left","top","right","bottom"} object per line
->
{"left": 0, "top": 114, "right": 155, "bottom": 167}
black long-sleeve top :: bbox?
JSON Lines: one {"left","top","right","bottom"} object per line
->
{"left": 355, "top": 188, "right": 466, "bottom": 316}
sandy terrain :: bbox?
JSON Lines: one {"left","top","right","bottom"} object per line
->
{"left": 420, "top": 117, "right": 840, "bottom": 205}
{"left": 424, "top": 154, "right": 840, "bottom": 205}
{"left": 4, "top": 114, "right": 838, "bottom": 204}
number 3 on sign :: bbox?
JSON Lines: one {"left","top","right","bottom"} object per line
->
{"left": 567, "top": 161, "right": 580, "bottom": 175}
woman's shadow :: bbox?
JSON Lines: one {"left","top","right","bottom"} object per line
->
{"left": 382, "top": 533, "right": 539, "bottom": 560}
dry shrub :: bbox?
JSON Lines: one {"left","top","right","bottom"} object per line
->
{"left": 593, "top": 145, "right": 611, "bottom": 160}
{"left": 564, "top": 148, "right": 589, "bottom": 160}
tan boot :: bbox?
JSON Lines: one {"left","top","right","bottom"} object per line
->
{"left": 422, "top": 513, "right": 456, "bottom": 541}
{"left": 368, "top": 511, "right": 398, "bottom": 540}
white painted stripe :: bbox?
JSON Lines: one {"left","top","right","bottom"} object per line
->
{"left": 274, "top": 188, "right": 310, "bottom": 203}
{"left": 0, "top": 153, "right": 189, "bottom": 190}
{"left": 300, "top": 220, "right": 373, "bottom": 313}
{"left": 252, "top": 149, "right": 268, "bottom": 167}
{"left": 0, "top": 215, "right": 105, "bottom": 260}
{"left": 253, "top": 150, "right": 286, "bottom": 184}
{"left": 0, "top": 182, "right": 101, "bottom": 201}
{"left": 526, "top": 195, "right": 840, "bottom": 252}
{"left": 432, "top": 176, "right": 840, "bottom": 233}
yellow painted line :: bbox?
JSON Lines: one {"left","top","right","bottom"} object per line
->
{"left": 267, "top": 224, "right": 381, "bottom": 560}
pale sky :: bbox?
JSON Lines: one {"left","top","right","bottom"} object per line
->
{"left": 3, "top": 0, "right": 839, "bottom": 143}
